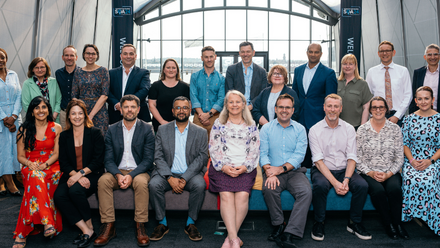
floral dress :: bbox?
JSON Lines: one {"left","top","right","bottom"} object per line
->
{"left": 13, "top": 121, "right": 62, "bottom": 239}
{"left": 72, "top": 67, "right": 109, "bottom": 133}
{"left": 401, "top": 113, "right": 440, "bottom": 236}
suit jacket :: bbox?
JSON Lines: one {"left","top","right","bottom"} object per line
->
{"left": 225, "top": 62, "right": 269, "bottom": 102}
{"left": 409, "top": 65, "right": 440, "bottom": 113}
{"left": 108, "top": 66, "right": 151, "bottom": 124}
{"left": 251, "top": 85, "right": 300, "bottom": 126}
{"left": 153, "top": 121, "right": 208, "bottom": 182}
{"left": 104, "top": 119, "right": 155, "bottom": 178}
{"left": 292, "top": 63, "right": 337, "bottom": 130}
{"left": 58, "top": 126, "right": 105, "bottom": 183}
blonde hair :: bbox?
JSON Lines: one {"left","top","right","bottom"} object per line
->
{"left": 325, "top": 93, "right": 343, "bottom": 105}
{"left": 219, "top": 90, "right": 255, "bottom": 126}
{"left": 338, "top": 54, "right": 362, "bottom": 81}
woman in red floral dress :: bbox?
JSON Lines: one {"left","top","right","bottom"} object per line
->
{"left": 12, "top": 96, "right": 62, "bottom": 248}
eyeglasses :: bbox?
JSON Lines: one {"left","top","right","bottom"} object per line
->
{"left": 276, "top": 106, "right": 293, "bottom": 110}
{"left": 34, "top": 66, "right": 46, "bottom": 70}
{"left": 371, "top": 106, "right": 386, "bottom": 111}
{"left": 379, "top": 50, "right": 393, "bottom": 54}
{"left": 426, "top": 53, "right": 439, "bottom": 57}
{"left": 272, "top": 73, "right": 283, "bottom": 77}
{"left": 174, "top": 106, "right": 190, "bottom": 111}
{"left": 85, "top": 52, "right": 97, "bottom": 56}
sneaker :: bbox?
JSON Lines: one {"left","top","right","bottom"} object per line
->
{"left": 311, "top": 222, "right": 324, "bottom": 241}
{"left": 347, "top": 220, "right": 372, "bottom": 240}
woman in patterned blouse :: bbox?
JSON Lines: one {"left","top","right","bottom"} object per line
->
{"left": 356, "top": 96, "right": 407, "bottom": 240}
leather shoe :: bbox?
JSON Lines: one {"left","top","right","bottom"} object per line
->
{"left": 0, "top": 190, "right": 6, "bottom": 196}
{"left": 136, "top": 222, "right": 150, "bottom": 246}
{"left": 275, "top": 233, "right": 298, "bottom": 248}
{"left": 184, "top": 224, "right": 202, "bottom": 241}
{"left": 395, "top": 224, "right": 409, "bottom": 240}
{"left": 9, "top": 190, "right": 22, "bottom": 196}
{"left": 72, "top": 233, "right": 83, "bottom": 244}
{"left": 93, "top": 222, "right": 116, "bottom": 246}
{"left": 78, "top": 232, "right": 96, "bottom": 248}
{"left": 385, "top": 224, "right": 398, "bottom": 239}
{"left": 150, "top": 224, "right": 169, "bottom": 241}
{"left": 268, "top": 222, "right": 286, "bottom": 241}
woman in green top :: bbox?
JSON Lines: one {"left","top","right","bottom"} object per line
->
{"left": 22, "top": 57, "right": 61, "bottom": 123}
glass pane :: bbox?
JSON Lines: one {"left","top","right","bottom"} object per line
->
{"left": 143, "top": 20, "right": 160, "bottom": 40}
{"left": 227, "top": 0, "right": 245, "bottom": 6}
{"left": 205, "top": 10, "right": 225, "bottom": 40}
{"left": 270, "top": 0, "right": 289, "bottom": 10}
{"left": 252, "top": 56, "right": 265, "bottom": 69}
{"left": 269, "top": 41, "right": 289, "bottom": 70}
{"left": 183, "top": 12, "right": 203, "bottom": 39}
{"left": 162, "top": 41, "right": 182, "bottom": 70}
{"left": 182, "top": 45, "right": 203, "bottom": 83}
{"left": 226, "top": 40, "right": 243, "bottom": 51}
{"left": 292, "top": 0, "right": 310, "bottom": 15}
{"left": 162, "top": 16, "right": 181, "bottom": 40}
{"left": 290, "top": 15, "right": 309, "bottom": 41}
{"left": 161, "top": 0, "right": 180, "bottom": 16}
{"left": 290, "top": 41, "right": 310, "bottom": 83}
{"left": 205, "top": 0, "right": 224, "bottom": 8}
{"left": 311, "top": 20, "right": 328, "bottom": 42}
{"left": 249, "top": 0, "right": 267, "bottom": 8}
{"left": 205, "top": 40, "right": 225, "bottom": 52}
{"left": 143, "top": 41, "right": 161, "bottom": 82}
{"left": 248, "top": 10, "right": 268, "bottom": 40}
{"left": 144, "top": 8, "right": 159, "bottom": 21}
{"left": 220, "top": 56, "right": 234, "bottom": 76}
{"left": 249, "top": 40, "right": 268, "bottom": 51}
{"left": 317, "top": 42, "right": 329, "bottom": 67}
{"left": 183, "top": 0, "right": 201, "bottom": 10}
{"left": 226, "top": 10, "right": 246, "bottom": 40}
{"left": 269, "top": 12, "right": 289, "bottom": 40}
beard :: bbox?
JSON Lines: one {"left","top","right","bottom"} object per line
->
{"left": 123, "top": 113, "right": 137, "bottom": 122}
{"left": 175, "top": 115, "right": 189, "bottom": 123}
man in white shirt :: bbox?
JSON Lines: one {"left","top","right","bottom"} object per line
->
{"left": 366, "top": 40, "right": 412, "bottom": 126}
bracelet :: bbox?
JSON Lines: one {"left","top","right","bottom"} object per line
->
{"left": 410, "top": 158, "right": 415, "bottom": 164}
{"left": 12, "top": 115, "right": 17, "bottom": 120}
{"left": 344, "top": 176, "right": 351, "bottom": 180}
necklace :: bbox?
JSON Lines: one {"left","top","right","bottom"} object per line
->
{"left": 228, "top": 118, "right": 243, "bottom": 125}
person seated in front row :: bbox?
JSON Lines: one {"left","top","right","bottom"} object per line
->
{"left": 54, "top": 99, "right": 105, "bottom": 248}
{"left": 93, "top": 95, "right": 155, "bottom": 247}
{"left": 260, "top": 94, "right": 312, "bottom": 248}
{"left": 308, "top": 94, "right": 371, "bottom": 241}
{"left": 149, "top": 96, "right": 208, "bottom": 242}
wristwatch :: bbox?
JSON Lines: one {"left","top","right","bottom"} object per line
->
{"left": 79, "top": 169, "right": 85, "bottom": 176}
{"left": 283, "top": 165, "right": 288, "bottom": 173}
{"left": 209, "top": 111, "right": 214, "bottom": 117}
{"left": 431, "top": 159, "right": 436, "bottom": 165}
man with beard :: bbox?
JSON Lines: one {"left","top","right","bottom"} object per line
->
{"left": 308, "top": 94, "right": 370, "bottom": 242}
{"left": 149, "top": 96, "right": 208, "bottom": 242}
{"left": 94, "top": 95, "right": 155, "bottom": 247}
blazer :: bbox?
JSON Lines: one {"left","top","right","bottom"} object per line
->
{"left": 58, "top": 126, "right": 105, "bottom": 183}
{"left": 153, "top": 121, "right": 208, "bottom": 182}
{"left": 104, "top": 119, "right": 155, "bottom": 178}
{"left": 107, "top": 66, "right": 151, "bottom": 124}
{"left": 292, "top": 63, "right": 337, "bottom": 130}
{"left": 251, "top": 85, "right": 300, "bottom": 126}
{"left": 409, "top": 65, "right": 440, "bottom": 113}
{"left": 225, "top": 61, "right": 269, "bottom": 102}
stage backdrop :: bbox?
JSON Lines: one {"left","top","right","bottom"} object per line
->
{"left": 112, "top": 0, "right": 133, "bottom": 68}
{"left": 339, "top": 0, "right": 362, "bottom": 71}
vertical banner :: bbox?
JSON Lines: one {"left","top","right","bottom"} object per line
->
{"left": 112, "top": 0, "right": 133, "bottom": 69}
{"left": 339, "top": 0, "right": 362, "bottom": 71}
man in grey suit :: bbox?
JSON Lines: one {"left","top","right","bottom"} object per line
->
{"left": 149, "top": 96, "right": 208, "bottom": 242}
{"left": 94, "top": 95, "right": 155, "bottom": 247}
{"left": 225, "top": 41, "right": 269, "bottom": 110}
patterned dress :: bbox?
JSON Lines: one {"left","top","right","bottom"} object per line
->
{"left": 401, "top": 113, "right": 440, "bottom": 236}
{"left": 72, "top": 67, "right": 110, "bottom": 133}
{"left": 13, "top": 121, "right": 62, "bottom": 239}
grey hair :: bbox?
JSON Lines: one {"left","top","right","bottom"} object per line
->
{"left": 219, "top": 90, "right": 255, "bottom": 126}
{"left": 425, "top": 44, "right": 440, "bottom": 54}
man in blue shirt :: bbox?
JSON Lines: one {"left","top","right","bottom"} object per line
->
{"left": 190, "top": 46, "right": 225, "bottom": 138}
{"left": 260, "top": 94, "right": 312, "bottom": 248}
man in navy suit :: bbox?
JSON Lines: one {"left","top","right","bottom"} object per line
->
{"left": 409, "top": 43, "right": 440, "bottom": 113}
{"left": 225, "top": 41, "right": 269, "bottom": 110}
{"left": 292, "top": 43, "right": 337, "bottom": 168}
{"left": 108, "top": 44, "right": 151, "bottom": 124}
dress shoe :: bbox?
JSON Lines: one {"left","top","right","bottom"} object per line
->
{"left": 93, "top": 222, "right": 116, "bottom": 246}
{"left": 184, "top": 224, "right": 202, "bottom": 241}
{"left": 268, "top": 222, "right": 286, "bottom": 241}
{"left": 385, "top": 224, "right": 398, "bottom": 239}
{"left": 150, "top": 224, "right": 169, "bottom": 241}
{"left": 72, "top": 233, "right": 83, "bottom": 244}
{"left": 0, "top": 190, "right": 6, "bottom": 196}
{"left": 275, "top": 233, "right": 298, "bottom": 248}
{"left": 78, "top": 232, "right": 96, "bottom": 248}
{"left": 395, "top": 224, "right": 409, "bottom": 240}
{"left": 136, "top": 222, "right": 150, "bottom": 246}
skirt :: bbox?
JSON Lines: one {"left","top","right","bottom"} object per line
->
{"left": 208, "top": 164, "right": 257, "bottom": 194}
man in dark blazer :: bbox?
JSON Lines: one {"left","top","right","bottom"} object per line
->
{"left": 108, "top": 44, "right": 151, "bottom": 124}
{"left": 409, "top": 43, "right": 440, "bottom": 113}
{"left": 149, "top": 96, "right": 208, "bottom": 242}
{"left": 292, "top": 43, "right": 337, "bottom": 168}
{"left": 94, "top": 95, "right": 155, "bottom": 247}
{"left": 225, "top": 41, "right": 269, "bottom": 110}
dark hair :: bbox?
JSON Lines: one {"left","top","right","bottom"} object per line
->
{"left": 82, "top": 44, "right": 100, "bottom": 61}
{"left": 378, "top": 41, "right": 394, "bottom": 51}
{"left": 62, "top": 45, "right": 77, "bottom": 56}
{"left": 173, "top": 96, "right": 191, "bottom": 107}
{"left": 268, "top": 65, "right": 288, "bottom": 84}
{"left": 65, "top": 99, "right": 93, "bottom": 130}
{"left": 416, "top": 86, "right": 434, "bottom": 99}
{"left": 160, "top": 58, "right": 181, "bottom": 81}
{"left": 369, "top": 96, "right": 389, "bottom": 115}
{"left": 27, "top": 57, "right": 51, "bottom": 78}
{"left": 0, "top": 48, "right": 7, "bottom": 72}
{"left": 201, "top": 46, "right": 215, "bottom": 54}
{"left": 120, "top": 94, "right": 140, "bottom": 107}
{"left": 122, "top": 44, "right": 136, "bottom": 53}
{"left": 17, "top": 96, "right": 54, "bottom": 151}
{"left": 276, "top": 94, "right": 294, "bottom": 106}
{"left": 239, "top": 41, "right": 254, "bottom": 51}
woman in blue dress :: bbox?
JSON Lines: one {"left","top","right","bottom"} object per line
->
{"left": 0, "top": 48, "right": 22, "bottom": 196}
{"left": 402, "top": 86, "right": 440, "bottom": 236}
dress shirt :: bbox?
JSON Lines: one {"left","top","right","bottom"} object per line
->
{"left": 118, "top": 120, "right": 137, "bottom": 171}
{"left": 122, "top": 65, "right": 134, "bottom": 96}
{"left": 423, "top": 65, "right": 439, "bottom": 110}
{"left": 356, "top": 120, "right": 404, "bottom": 175}
{"left": 366, "top": 62, "right": 412, "bottom": 119}
{"left": 308, "top": 118, "right": 358, "bottom": 170}
{"left": 0, "top": 70, "right": 22, "bottom": 132}
{"left": 190, "top": 68, "right": 225, "bottom": 113}
{"left": 266, "top": 91, "right": 281, "bottom": 122}
{"left": 55, "top": 65, "right": 80, "bottom": 110}
{"left": 171, "top": 122, "right": 189, "bottom": 174}
{"left": 260, "top": 119, "right": 307, "bottom": 170}
{"left": 303, "top": 62, "right": 320, "bottom": 94}
{"left": 242, "top": 63, "right": 254, "bottom": 104}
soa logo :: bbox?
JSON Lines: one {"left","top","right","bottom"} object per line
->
{"left": 114, "top": 7, "right": 132, "bottom": 17}
{"left": 342, "top": 7, "right": 361, "bottom": 17}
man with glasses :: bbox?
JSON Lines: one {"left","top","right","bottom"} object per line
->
{"left": 409, "top": 43, "right": 440, "bottom": 113}
{"left": 190, "top": 46, "right": 225, "bottom": 138}
{"left": 366, "top": 40, "right": 412, "bottom": 126}
{"left": 149, "top": 96, "right": 208, "bottom": 242}
{"left": 260, "top": 94, "right": 311, "bottom": 248}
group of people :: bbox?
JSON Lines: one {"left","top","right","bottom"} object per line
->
{"left": 0, "top": 39, "right": 439, "bottom": 248}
